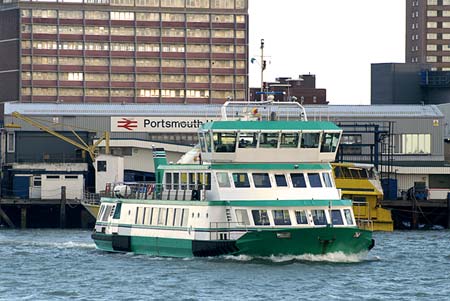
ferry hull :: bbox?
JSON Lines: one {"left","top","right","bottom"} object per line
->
{"left": 92, "top": 227, "right": 373, "bottom": 258}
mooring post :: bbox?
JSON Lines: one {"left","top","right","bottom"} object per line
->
{"left": 60, "top": 186, "right": 66, "bottom": 229}
{"left": 447, "top": 192, "right": 450, "bottom": 229}
{"left": 21, "top": 207, "right": 27, "bottom": 229}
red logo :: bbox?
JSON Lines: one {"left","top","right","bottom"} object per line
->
{"left": 117, "top": 118, "right": 138, "bottom": 131}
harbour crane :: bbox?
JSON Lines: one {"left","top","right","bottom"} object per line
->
{"left": 8, "top": 111, "right": 110, "bottom": 162}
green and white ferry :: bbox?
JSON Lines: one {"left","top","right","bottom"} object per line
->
{"left": 92, "top": 100, "right": 375, "bottom": 257}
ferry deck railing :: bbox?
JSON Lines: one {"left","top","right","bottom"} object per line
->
{"left": 353, "top": 200, "right": 374, "bottom": 231}
{"left": 209, "top": 222, "right": 249, "bottom": 240}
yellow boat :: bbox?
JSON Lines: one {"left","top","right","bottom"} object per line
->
{"left": 332, "top": 162, "right": 393, "bottom": 231}
{"left": 81, "top": 200, "right": 100, "bottom": 219}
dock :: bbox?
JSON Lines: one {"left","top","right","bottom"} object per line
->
{"left": 381, "top": 199, "right": 450, "bottom": 230}
{"left": 0, "top": 197, "right": 95, "bottom": 229}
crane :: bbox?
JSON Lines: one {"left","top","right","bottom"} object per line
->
{"left": 8, "top": 111, "right": 110, "bottom": 162}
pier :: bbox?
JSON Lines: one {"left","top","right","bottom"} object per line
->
{"left": 0, "top": 197, "right": 95, "bottom": 229}
{"left": 381, "top": 199, "right": 450, "bottom": 230}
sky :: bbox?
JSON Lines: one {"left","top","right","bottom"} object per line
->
{"left": 248, "top": 0, "right": 405, "bottom": 105}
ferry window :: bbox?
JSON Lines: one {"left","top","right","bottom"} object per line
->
{"left": 359, "top": 169, "right": 369, "bottom": 179}
{"left": 147, "top": 208, "right": 154, "bottom": 225}
{"left": 213, "top": 132, "right": 237, "bottom": 152}
{"left": 181, "top": 209, "right": 189, "bottom": 227}
{"left": 151, "top": 208, "right": 159, "bottom": 226}
{"left": 197, "top": 173, "right": 204, "bottom": 189}
{"left": 280, "top": 133, "right": 299, "bottom": 148}
{"left": 344, "top": 209, "right": 354, "bottom": 225}
{"left": 205, "top": 132, "right": 212, "bottom": 152}
{"left": 320, "top": 132, "right": 340, "bottom": 153}
{"left": 308, "top": 173, "right": 322, "bottom": 188}
{"left": 238, "top": 132, "right": 258, "bottom": 148}
{"left": 158, "top": 208, "right": 167, "bottom": 225}
{"left": 295, "top": 210, "right": 308, "bottom": 224}
{"left": 173, "top": 208, "right": 180, "bottom": 226}
{"left": 181, "top": 172, "right": 188, "bottom": 189}
{"left": 98, "top": 205, "right": 106, "bottom": 220}
{"left": 367, "top": 168, "right": 375, "bottom": 179}
{"left": 144, "top": 207, "right": 151, "bottom": 224}
{"left": 291, "top": 173, "right": 307, "bottom": 188}
{"left": 217, "top": 172, "right": 231, "bottom": 188}
{"left": 101, "top": 205, "right": 113, "bottom": 222}
{"left": 113, "top": 202, "right": 122, "bottom": 219}
{"left": 205, "top": 172, "right": 211, "bottom": 190}
{"left": 199, "top": 134, "right": 206, "bottom": 152}
{"left": 273, "top": 210, "right": 291, "bottom": 225}
{"left": 342, "top": 167, "right": 351, "bottom": 178}
{"left": 322, "top": 172, "right": 333, "bottom": 187}
{"left": 135, "top": 207, "right": 144, "bottom": 224}
{"left": 173, "top": 173, "right": 180, "bottom": 190}
{"left": 331, "top": 210, "right": 344, "bottom": 225}
{"left": 275, "top": 174, "right": 288, "bottom": 187}
{"left": 301, "top": 133, "right": 320, "bottom": 148}
{"left": 349, "top": 168, "right": 361, "bottom": 179}
{"left": 165, "top": 173, "right": 172, "bottom": 189}
{"left": 252, "top": 209, "right": 270, "bottom": 226}
{"left": 334, "top": 166, "right": 342, "bottom": 178}
{"left": 189, "top": 173, "right": 196, "bottom": 190}
{"left": 259, "top": 132, "right": 279, "bottom": 148}
{"left": 167, "top": 208, "right": 174, "bottom": 226}
{"left": 311, "top": 209, "right": 328, "bottom": 225}
{"left": 252, "top": 173, "right": 271, "bottom": 188}
{"left": 232, "top": 173, "right": 250, "bottom": 188}
{"left": 235, "top": 209, "right": 250, "bottom": 225}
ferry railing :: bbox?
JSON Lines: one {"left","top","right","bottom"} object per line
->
{"left": 82, "top": 192, "right": 101, "bottom": 205}
{"left": 209, "top": 222, "right": 248, "bottom": 240}
{"left": 353, "top": 200, "right": 374, "bottom": 231}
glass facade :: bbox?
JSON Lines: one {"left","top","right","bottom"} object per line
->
{"left": 16, "top": 0, "right": 248, "bottom": 103}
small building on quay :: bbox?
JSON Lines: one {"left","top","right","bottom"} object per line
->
{"left": 2, "top": 101, "right": 450, "bottom": 202}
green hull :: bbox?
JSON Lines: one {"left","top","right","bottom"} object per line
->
{"left": 92, "top": 227, "right": 373, "bottom": 258}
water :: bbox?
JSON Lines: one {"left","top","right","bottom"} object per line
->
{"left": 0, "top": 229, "right": 449, "bottom": 301}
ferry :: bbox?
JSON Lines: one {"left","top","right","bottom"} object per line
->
{"left": 332, "top": 162, "right": 393, "bottom": 231}
{"left": 91, "top": 101, "right": 374, "bottom": 257}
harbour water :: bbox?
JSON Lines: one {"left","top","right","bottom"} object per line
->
{"left": 0, "top": 229, "right": 449, "bottom": 300}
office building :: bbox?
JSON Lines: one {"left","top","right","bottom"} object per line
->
{"left": 406, "top": 0, "right": 450, "bottom": 70}
{"left": 0, "top": 0, "right": 248, "bottom": 104}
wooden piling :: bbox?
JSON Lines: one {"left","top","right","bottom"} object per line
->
{"left": 447, "top": 196, "right": 450, "bottom": 229}
{"left": 60, "top": 186, "right": 66, "bottom": 229}
{"left": 21, "top": 207, "right": 27, "bottom": 229}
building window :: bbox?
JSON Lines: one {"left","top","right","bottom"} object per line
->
{"left": 186, "top": 14, "right": 209, "bottom": 22}
{"left": 444, "top": 22, "right": 450, "bottom": 28}
{"left": 211, "top": 0, "right": 234, "bottom": 9}
{"left": 427, "top": 33, "right": 437, "bottom": 40}
{"left": 427, "top": 44, "right": 437, "bottom": 51}
{"left": 427, "top": 0, "right": 438, "bottom": 4}
{"left": 111, "top": 11, "right": 134, "bottom": 20}
{"left": 427, "top": 56, "right": 437, "bottom": 62}
{"left": 7, "top": 132, "right": 15, "bottom": 153}
{"left": 85, "top": 11, "right": 109, "bottom": 20}
{"left": 393, "top": 134, "right": 431, "bottom": 154}
{"left": 427, "top": 10, "right": 437, "bottom": 17}
{"left": 97, "top": 161, "right": 107, "bottom": 172}
{"left": 427, "top": 22, "right": 437, "bottom": 28}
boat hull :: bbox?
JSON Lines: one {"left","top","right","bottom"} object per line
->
{"left": 92, "top": 227, "right": 373, "bottom": 258}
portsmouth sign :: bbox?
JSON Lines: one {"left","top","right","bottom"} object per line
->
{"left": 111, "top": 117, "right": 216, "bottom": 133}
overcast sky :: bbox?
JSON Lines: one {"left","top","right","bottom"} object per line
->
{"left": 248, "top": 0, "right": 405, "bottom": 105}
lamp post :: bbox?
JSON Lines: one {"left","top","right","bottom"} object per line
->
{"left": 260, "top": 39, "right": 265, "bottom": 101}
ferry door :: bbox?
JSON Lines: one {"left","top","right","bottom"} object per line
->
{"left": 29, "top": 176, "right": 42, "bottom": 199}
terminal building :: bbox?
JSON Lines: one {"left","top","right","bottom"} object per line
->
{"left": 2, "top": 102, "right": 450, "bottom": 201}
{"left": 0, "top": 0, "right": 248, "bottom": 104}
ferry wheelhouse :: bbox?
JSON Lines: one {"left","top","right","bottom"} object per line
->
{"left": 92, "top": 101, "right": 374, "bottom": 257}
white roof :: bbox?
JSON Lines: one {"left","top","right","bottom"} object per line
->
{"left": 3, "top": 102, "right": 444, "bottom": 118}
